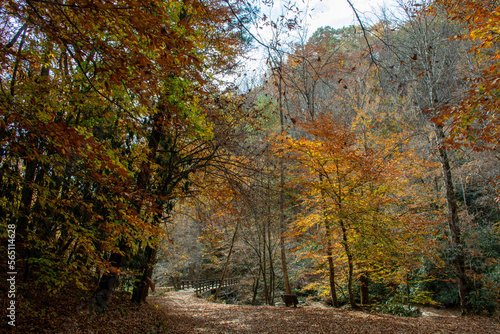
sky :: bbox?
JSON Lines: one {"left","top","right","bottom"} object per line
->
{"left": 234, "top": 0, "right": 391, "bottom": 89}
{"left": 306, "top": 0, "right": 388, "bottom": 32}
{"left": 251, "top": 0, "right": 392, "bottom": 55}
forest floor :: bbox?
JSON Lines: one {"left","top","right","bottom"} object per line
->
{"left": 147, "top": 289, "right": 500, "bottom": 334}
{"left": 8, "top": 287, "right": 500, "bottom": 333}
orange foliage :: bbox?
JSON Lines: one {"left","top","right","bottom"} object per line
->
{"left": 274, "top": 112, "right": 436, "bottom": 284}
{"left": 432, "top": 0, "right": 500, "bottom": 149}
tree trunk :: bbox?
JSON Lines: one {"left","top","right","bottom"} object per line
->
{"left": 405, "top": 272, "right": 411, "bottom": 306}
{"left": 360, "top": 271, "right": 369, "bottom": 305}
{"left": 19, "top": 159, "right": 37, "bottom": 282}
{"left": 17, "top": 159, "right": 36, "bottom": 241}
{"left": 91, "top": 243, "right": 125, "bottom": 309}
{"left": 129, "top": 108, "right": 168, "bottom": 303}
{"left": 251, "top": 269, "right": 261, "bottom": 305}
{"left": 325, "top": 219, "right": 338, "bottom": 307}
{"left": 434, "top": 124, "right": 470, "bottom": 314}
{"left": 261, "top": 219, "right": 269, "bottom": 305}
{"left": 340, "top": 219, "right": 356, "bottom": 308}
{"left": 277, "top": 62, "right": 292, "bottom": 295}
{"left": 214, "top": 222, "right": 239, "bottom": 300}
{"left": 327, "top": 245, "right": 339, "bottom": 307}
{"left": 267, "top": 220, "right": 275, "bottom": 305}
{"left": 131, "top": 245, "right": 157, "bottom": 303}
{"left": 102, "top": 108, "right": 163, "bottom": 303}
{"left": 20, "top": 62, "right": 51, "bottom": 282}
{"left": 321, "top": 173, "right": 338, "bottom": 307}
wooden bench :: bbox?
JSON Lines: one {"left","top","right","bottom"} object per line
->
{"left": 281, "top": 294, "right": 298, "bottom": 307}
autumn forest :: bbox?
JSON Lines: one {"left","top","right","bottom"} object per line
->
{"left": 2, "top": 0, "right": 500, "bottom": 332}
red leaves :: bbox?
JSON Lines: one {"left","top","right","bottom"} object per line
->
{"left": 432, "top": 0, "right": 500, "bottom": 150}
{"left": 2, "top": 0, "right": 246, "bottom": 301}
{"left": 147, "top": 277, "right": 156, "bottom": 292}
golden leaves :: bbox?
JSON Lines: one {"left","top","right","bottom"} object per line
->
{"left": 433, "top": 0, "right": 500, "bottom": 150}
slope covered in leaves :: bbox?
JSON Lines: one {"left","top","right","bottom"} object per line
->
{"left": 147, "top": 290, "right": 500, "bottom": 334}
{"left": 8, "top": 285, "right": 500, "bottom": 333}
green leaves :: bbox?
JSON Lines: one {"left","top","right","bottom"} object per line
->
{"left": 1, "top": 0, "right": 245, "bottom": 298}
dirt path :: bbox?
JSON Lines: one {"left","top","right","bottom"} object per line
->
{"left": 148, "top": 290, "right": 500, "bottom": 334}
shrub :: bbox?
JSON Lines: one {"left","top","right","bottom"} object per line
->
{"left": 374, "top": 297, "right": 421, "bottom": 317}
{"left": 467, "top": 288, "right": 498, "bottom": 315}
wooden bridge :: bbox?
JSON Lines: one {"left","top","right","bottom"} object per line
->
{"left": 178, "top": 278, "right": 239, "bottom": 296}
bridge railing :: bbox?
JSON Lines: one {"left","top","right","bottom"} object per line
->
{"left": 179, "top": 278, "right": 239, "bottom": 295}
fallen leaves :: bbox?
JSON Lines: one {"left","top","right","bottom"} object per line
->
{"left": 148, "top": 290, "right": 500, "bottom": 334}
{"left": 8, "top": 286, "right": 500, "bottom": 333}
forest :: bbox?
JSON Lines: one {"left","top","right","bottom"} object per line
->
{"left": 1, "top": 0, "right": 500, "bottom": 332}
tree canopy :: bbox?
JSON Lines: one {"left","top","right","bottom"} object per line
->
{"left": 2, "top": 0, "right": 500, "bottom": 331}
